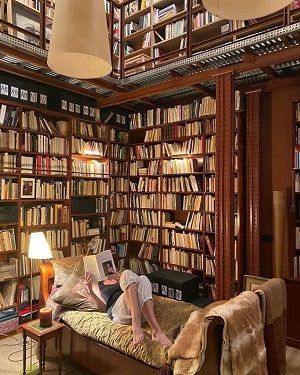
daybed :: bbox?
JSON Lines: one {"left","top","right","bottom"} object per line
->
{"left": 39, "top": 257, "right": 286, "bottom": 375}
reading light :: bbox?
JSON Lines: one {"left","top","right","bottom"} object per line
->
{"left": 47, "top": 0, "right": 112, "bottom": 79}
{"left": 203, "top": 0, "right": 293, "bottom": 20}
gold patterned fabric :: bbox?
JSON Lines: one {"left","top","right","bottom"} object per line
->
{"left": 51, "top": 256, "right": 84, "bottom": 286}
{"left": 62, "top": 295, "right": 200, "bottom": 368}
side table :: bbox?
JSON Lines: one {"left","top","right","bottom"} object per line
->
{"left": 21, "top": 319, "right": 64, "bottom": 375}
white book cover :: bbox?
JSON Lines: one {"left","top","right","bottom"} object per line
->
{"left": 83, "top": 250, "right": 116, "bottom": 283}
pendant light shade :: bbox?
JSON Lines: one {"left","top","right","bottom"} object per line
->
{"left": 47, "top": 0, "right": 112, "bottom": 79}
{"left": 203, "top": 0, "right": 293, "bottom": 20}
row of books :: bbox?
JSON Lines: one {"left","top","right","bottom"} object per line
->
{"left": 19, "top": 255, "right": 42, "bottom": 275}
{"left": 110, "top": 193, "right": 128, "bottom": 209}
{"left": 0, "top": 229, "right": 16, "bottom": 252}
{"left": 110, "top": 210, "right": 127, "bottom": 225}
{"left": 163, "top": 137, "right": 203, "bottom": 156}
{"left": 130, "top": 193, "right": 160, "bottom": 209}
{"left": 206, "top": 136, "right": 216, "bottom": 153}
{"left": 163, "top": 19, "right": 186, "bottom": 40}
{"left": 293, "top": 255, "right": 300, "bottom": 278}
{"left": 72, "top": 121, "right": 107, "bottom": 140}
{"left": 22, "top": 133, "right": 69, "bottom": 156}
{"left": 130, "top": 177, "right": 159, "bottom": 192}
{"left": 111, "top": 161, "right": 128, "bottom": 175}
{"left": 160, "top": 248, "right": 203, "bottom": 269}
{"left": 0, "top": 105, "right": 19, "bottom": 127}
{"left": 153, "top": 4, "right": 178, "bottom": 24}
{"left": 125, "top": 13, "right": 151, "bottom": 37}
{"left": 162, "top": 158, "right": 203, "bottom": 174}
{"left": 161, "top": 194, "right": 202, "bottom": 210}
{"left": 144, "top": 128, "right": 161, "bottom": 142}
{"left": 32, "top": 179, "right": 69, "bottom": 200}
{"left": 130, "top": 209, "right": 160, "bottom": 226}
{"left": 205, "top": 155, "right": 215, "bottom": 172}
{"left": 110, "top": 129, "right": 128, "bottom": 143}
{"left": 22, "top": 111, "right": 61, "bottom": 135}
{"left": 138, "top": 243, "right": 159, "bottom": 260}
{"left": 110, "top": 226, "right": 128, "bottom": 242}
{"left": 0, "top": 281, "right": 17, "bottom": 308}
{"left": 21, "top": 229, "right": 68, "bottom": 252}
{"left": 129, "top": 97, "right": 217, "bottom": 128}
{"left": 163, "top": 211, "right": 203, "bottom": 231}
{"left": 0, "top": 129, "right": 19, "bottom": 150}
{"left": 0, "top": 178, "right": 18, "bottom": 199}
{"left": 295, "top": 151, "right": 300, "bottom": 169}
{"left": 161, "top": 175, "right": 201, "bottom": 192}
{"left": 72, "top": 159, "right": 108, "bottom": 177}
{"left": 142, "top": 32, "right": 152, "bottom": 48}
{"left": 112, "top": 243, "right": 128, "bottom": 258}
{"left": 129, "top": 257, "right": 159, "bottom": 275}
{"left": 20, "top": 204, "right": 69, "bottom": 226}
{"left": 205, "top": 175, "right": 215, "bottom": 192}
{"left": 0, "top": 259, "right": 18, "bottom": 282}
{"left": 130, "top": 144, "right": 161, "bottom": 159}
{"left": 192, "top": 11, "right": 220, "bottom": 30}
{"left": 111, "top": 144, "right": 127, "bottom": 159}
{"left": 129, "top": 160, "right": 159, "bottom": 175}
{"left": 162, "top": 229, "right": 203, "bottom": 249}
{"left": 124, "top": 0, "right": 151, "bottom": 18}
{"left": 72, "top": 138, "right": 108, "bottom": 157}
{"left": 205, "top": 195, "right": 215, "bottom": 212}
{"left": 21, "top": 156, "right": 68, "bottom": 175}
{"left": 71, "top": 219, "right": 101, "bottom": 238}
{"left": 131, "top": 226, "right": 159, "bottom": 242}
{"left": 163, "top": 121, "right": 202, "bottom": 139}
{"left": 111, "top": 177, "right": 129, "bottom": 191}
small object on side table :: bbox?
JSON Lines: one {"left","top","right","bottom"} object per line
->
{"left": 21, "top": 319, "right": 64, "bottom": 375}
{"left": 39, "top": 307, "right": 52, "bottom": 328}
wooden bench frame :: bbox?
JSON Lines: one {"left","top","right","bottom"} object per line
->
{"left": 40, "top": 262, "right": 224, "bottom": 375}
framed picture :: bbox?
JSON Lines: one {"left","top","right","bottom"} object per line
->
{"left": 21, "top": 178, "right": 35, "bottom": 199}
{"left": 243, "top": 275, "right": 269, "bottom": 292}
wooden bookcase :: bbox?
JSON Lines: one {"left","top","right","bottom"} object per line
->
{"left": 0, "top": 97, "right": 128, "bottom": 323}
{"left": 126, "top": 93, "right": 244, "bottom": 297}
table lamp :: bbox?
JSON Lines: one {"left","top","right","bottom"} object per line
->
{"left": 24, "top": 232, "right": 53, "bottom": 375}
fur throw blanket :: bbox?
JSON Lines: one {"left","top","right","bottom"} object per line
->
{"left": 254, "top": 278, "right": 287, "bottom": 375}
{"left": 169, "top": 292, "right": 268, "bottom": 375}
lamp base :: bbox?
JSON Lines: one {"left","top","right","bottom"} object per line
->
{"left": 19, "top": 364, "right": 39, "bottom": 375}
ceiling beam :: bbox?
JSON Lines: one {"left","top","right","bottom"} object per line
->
{"left": 98, "top": 44, "right": 300, "bottom": 107}
{"left": 0, "top": 42, "right": 123, "bottom": 93}
{"left": 243, "top": 47, "right": 279, "bottom": 80}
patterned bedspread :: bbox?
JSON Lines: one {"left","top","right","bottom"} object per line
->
{"left": 61, "top": 295, "right": 200, "bottom": 368}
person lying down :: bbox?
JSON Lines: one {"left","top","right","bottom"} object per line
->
{"left": 85, "top": 269, "right": 172, "bottom": 347}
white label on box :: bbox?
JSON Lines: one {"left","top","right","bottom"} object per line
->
{"left": 40, "top": 94, "right": 47, "bottom": 105}
{"left": 20, "top": 89, "right": 28, "bottom": 101}
{"left": 61, "top": 100, "right": 67, "bottom": 110}
{"left": 69, "top": 102, "right": 75, "bottom": 113}
{"left": 30, "top": 92, "right": 38, "bottom": 103}
{"left": 168, "top": 287, "right": 175, "bottom": 299}
{"left": 75, "top": 104, "right": 81, "bottom": 114}
{"left": 11, "top": 86, "right": 19, "bottom": 99}
{"left": 1, "top": 84, "right": 9, "bottom": 96}
{"left": 161, "top": 285, "right": 168, "bottom": 296}
{"left": 152, "top": 282, "right": 159, "bottom": 293}
{"left": 90, "top": 107, "right": 95, "bottom": 117}
{"left": 83, "top": 106, "right": 89, "bottom": 115}
{"left": 175, "top": 290, "right": 182, "bottom": 301}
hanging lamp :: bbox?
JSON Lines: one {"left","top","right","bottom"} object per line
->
{"left": 47, "top": 0, "right": 112, "bottom": 79}
{"left": 202, "top": 0, "right": 293, "bottom": 20}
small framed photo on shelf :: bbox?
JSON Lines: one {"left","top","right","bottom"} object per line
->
{"left": 243, "top": 275, "right": 269, "bottom": 292}
{"left": 20, "top": 178, "right": 35, "bottom": 199}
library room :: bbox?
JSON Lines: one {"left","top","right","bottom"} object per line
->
{"left": 0, "top": 0, "right": 299, "bottom": 374}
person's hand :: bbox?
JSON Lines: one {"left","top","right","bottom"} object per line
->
{"left": 84, "top": 271, "right": 93, "bottom": 293}
{"left": 107, "top": 270, "right": 120, "bottom": 282}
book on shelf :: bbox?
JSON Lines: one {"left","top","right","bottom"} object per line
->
{"left": 20, "top": 204, "right": 69, "bottom": 226}
{"left": 163, "top": 137, "right": 203, "bottom": 156}
{"left": 83, "top": 250, "right": 116, "bottom": 283}
{"left": 0, "top": 105, "right": 19, "bottom": 127}
{"left": 0, "top": 178, "right": 18, "bottom": 200}
{"left": 138, "top": 243, "right": 160, "bottom": 261}
{"left": 22, "top": 111, "right": 58, "bottom": 135}
{"left": 293, "top": 255, "right": 300, "bottom": 278}
{"left": 0, "top": 258, "right": 18, "bottom": 282}
{"left": 153, "top": 4, "right": 178, "bottom": 24}
{"left": 0, "top": 228, "right": 16, "bottom": 252}
{"left": 130, "top": 209, "right": 160, "bottom": 226}
{"left": 0, "top": 129, "right": 19, "bottom": 150}
{"left": 0, "top": 280, "right": 17, "bottom": 307}
{"left": 205, "top": 235, "right": 216, "bottom": 257}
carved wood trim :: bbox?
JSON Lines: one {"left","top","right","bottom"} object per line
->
{"left": 215, "top": 72, "right": 235, "bottom": 300}
{"left": 245, "top": 90, "right": 261, "bottom": 276}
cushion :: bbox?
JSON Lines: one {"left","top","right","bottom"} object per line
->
{"left": 53, "top": 277, "right": 99, "bottom": 312}
{"left": 51, "top": 256, "right": 84, "bottom": 286}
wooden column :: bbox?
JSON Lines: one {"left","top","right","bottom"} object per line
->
{"left": 215, "top": 71, "right": 235, "bottom": 300}
{"left": 245, "top": 90, "right": 261, "bottom": 276}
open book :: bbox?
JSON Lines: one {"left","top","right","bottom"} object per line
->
{"left": 83, "top": 250, "right": 116, "bottom": 283}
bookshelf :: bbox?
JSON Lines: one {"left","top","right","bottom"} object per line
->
{"left": 126, "top": 94, "right": 243, "bottom": 296}
{"left": 292, "top": 102, "right": 300, "bottom": 279}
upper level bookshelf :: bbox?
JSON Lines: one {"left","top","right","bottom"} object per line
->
{"left": 1, "top": 0, "right": 300, "bottom": 78}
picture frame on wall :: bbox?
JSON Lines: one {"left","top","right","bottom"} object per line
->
{"left": 20, "top": 178, "right": 35, "bottom": 199}
{"left": 243, "top": 275, "right": 269, "bottom": 292}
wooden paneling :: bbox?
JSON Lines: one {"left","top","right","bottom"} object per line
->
{"left": 215, "top": 71, "right": 235, "bottom": 300}
{"left": 245, "top": 90, "right": 261, "bottom": 276}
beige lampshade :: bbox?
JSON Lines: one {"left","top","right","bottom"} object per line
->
{"left": 47, "top": 0, "right": 112, "bottom": 79}
{"left": 28, "top": 232, "right": 53, "bottom": 260}
{"left": 203, "top": 0, "right": 293, "bottom": 20}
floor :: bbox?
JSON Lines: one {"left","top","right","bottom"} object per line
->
{"left": 0, "top": 333, "right": 299, "bottom": 374}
